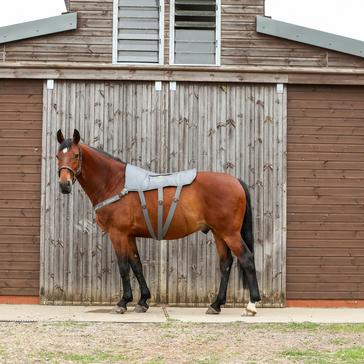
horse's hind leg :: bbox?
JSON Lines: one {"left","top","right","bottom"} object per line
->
{"left": 206, "top": 234, "right": 233, "bottom": 315}
{"left": 224, "top": 233, "right": 261, "bottom": 315}
{"left": 128, "top": 237, "right": 151, "bottom": 313}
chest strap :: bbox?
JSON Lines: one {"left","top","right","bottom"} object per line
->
{"left": 138, "top": 185, "right": 183, "bottom": 240}
{"left": 94, "top": 188, "right": 128, "bottom": 212}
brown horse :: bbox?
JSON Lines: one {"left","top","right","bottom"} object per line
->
{"left": 56, "top": 129, "right": 261, "bottom": 315}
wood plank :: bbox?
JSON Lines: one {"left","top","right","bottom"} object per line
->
{"left": 289, "top": 222, "right": 364, "bottom": 231}
{"left": 287, "top": 230, "right": 364, "bottom": 240}
{"left": 288, "top": 291, "right": 364, "bottom": 299}
{"left": 287, "top": 282, "right": 364, "bottom": 292}
{"left": 288, "top": 265, "right": 364, "bottom": 274}
{"left": 0, "top": 271, "right": 39, "bottom": 279}
{"left": 288, "top": 256, "right": 364, "bottom": 266}
{"left": 288, "top": 178, "right": 364, "bottom": 188}
{"left": 287, "top": 247, "right": 364, "bottom": 257}
{"left": 0, "top": 113, "right": 43, "bottom": 122}
{"left": 0, "top": 218, "right": 40, "bottom": 227}
{"left": 0, "top": 174, "right": 40, "bottom": 183}
{"left": 0, "top": 182, "right": 40, "bottom": 191}
{"left": 0, "top": 287, "right": 39, "bottom": 295}
{"left": 288, "top": 204, "right": 364, "bottom": 214}
{"left": 288, "top": 213, "right": 364, "bottom": 223}
{"left": 0, "top": 208, "right": 40, "bottom": 218}
{"left": 287, "top": 274, "right": 364, "bottom": 283}
{"left": 288, "top": 239, "right": 364, "bottom": 248}
{"left": 288, "top": 169, "right": 364, "bottom": 179}
{"left": 288, "top": 142, "right": 364, "bottom": 152}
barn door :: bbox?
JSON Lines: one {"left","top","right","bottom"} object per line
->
{"left": 41, "top": 81, "right": 286, "bottom": 306}
{"left": 0, "top": 80, "right": 42, "bottom": 302}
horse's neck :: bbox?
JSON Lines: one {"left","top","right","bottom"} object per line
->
{"left": 77, "top": 144, "right": 125, "bottom": 206}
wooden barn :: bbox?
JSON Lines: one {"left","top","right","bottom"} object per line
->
{"left": 0, "top": 0, "right": 363, "bottom": 307}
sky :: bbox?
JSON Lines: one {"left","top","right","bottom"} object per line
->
{"left": 0, "top": 0, "right": 66, "bottom": 27}
{"left": 0, "top": 0, "right": 363, "bottom": 42}
{"left": 265, "top": 0, "right": 364, "bottom": 41}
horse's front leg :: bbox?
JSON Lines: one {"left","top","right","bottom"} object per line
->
{"left": 128, "top": 237, "right": 151, "bottom": 313}
{"left": 110, "top": 233, "right": 133, "bottom": 314}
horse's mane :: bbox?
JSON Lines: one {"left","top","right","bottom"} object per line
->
{"left": 89, "top": 145, "right": 126, "bottom": 164}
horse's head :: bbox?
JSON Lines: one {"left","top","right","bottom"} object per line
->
{"left": 56, "top": 129, "right": 82, "bottom": 194}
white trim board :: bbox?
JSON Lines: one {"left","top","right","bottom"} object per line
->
{"left": 0, "top": 13, "right": 77, "bottom": 44}
{"left": 256, "top": 15, "right": 364, "bottom": 58}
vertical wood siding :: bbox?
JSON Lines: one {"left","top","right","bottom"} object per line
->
{"left": 41, "top": 80, "right": 286, "bottom": 306}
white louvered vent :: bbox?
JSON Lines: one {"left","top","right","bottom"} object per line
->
{"left": 117, "top": 0, "right": 161, "bottom": 63}
{"left": 174, "top": 0, "right": 216, "bottom": 64}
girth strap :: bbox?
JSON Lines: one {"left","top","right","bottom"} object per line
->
{"left": 138, "top": 185, "right": 183, "bottom": 240}
{"left": 162, "top": 185, "right": 182, "bottom": 238}
{"left": 157, "top": 188, "right": 164, "bottom": 240}
{"left": 137, "top": 190, "right": 157, "bottom": 240}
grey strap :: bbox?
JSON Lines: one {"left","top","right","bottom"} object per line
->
{"left": 137, "top": 190, "right": 157, "bottom": 240}
{"left": 157, "top": 187, "right": 164, "bottom": 241}
{"left": 162, "top": 185, "right": 183, "bottom": 237}
{"left": 94, "top": 188, "right": 128, "bottom": 212}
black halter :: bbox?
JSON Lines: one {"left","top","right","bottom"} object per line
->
{"left": 58, "top": 146, "right": 83, "bottom": 184}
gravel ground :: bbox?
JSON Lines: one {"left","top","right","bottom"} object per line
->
{"left": 0, "top": 321, "right": 363, "bottom": 363}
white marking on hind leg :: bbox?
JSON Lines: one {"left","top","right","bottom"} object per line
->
{"left": 242, "top": 301, "right": 257, "bottom": 316}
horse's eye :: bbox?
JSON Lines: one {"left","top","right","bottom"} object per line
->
{"left": 56, "top": 155, "right": 59, "bottom": 160}
{"left": 74, "top": 154, "right": 79, "bottom": 159}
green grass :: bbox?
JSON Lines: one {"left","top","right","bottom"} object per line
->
{"left": 335, "top": 347, "right": 364, "bottom": 363}
{"left": 282, "top": 348, "right": 322, "bottom": 362}
{"left": 282, "top": 346, "right": 364, "bottom": 363}
{"left": 245, "top": 322, "right": 364, "bottom": 333}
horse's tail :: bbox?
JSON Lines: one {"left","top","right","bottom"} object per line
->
{"left": 239, "top": 180, "right": 254, "bottom": 254}
{"left": 238, "top": 179, "right": 254, "bottom": 288}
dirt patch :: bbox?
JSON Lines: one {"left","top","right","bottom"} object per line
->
{"left": 0, "top": 322, "right": 363, "bottom": 363}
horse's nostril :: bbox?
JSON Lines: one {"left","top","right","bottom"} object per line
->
{"left": 60, "top": 181, "right": 72, "bottom": 194}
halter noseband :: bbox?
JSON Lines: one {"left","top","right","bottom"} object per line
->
{"left": 58, "top": 147, "right": 83, "bottom": 184}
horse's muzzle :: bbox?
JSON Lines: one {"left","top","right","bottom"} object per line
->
{"left": 59, "top": 181, "right": 72, "bottom": 194}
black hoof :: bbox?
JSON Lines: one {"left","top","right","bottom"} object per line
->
{"left": 134, "top": 304, "right": 148, "bottom": 313}
{"left": 206, "top": 305, "right": 220, "bottom": 315}
{"left": 111, "top": 305, "right": 127, "bottom": 314}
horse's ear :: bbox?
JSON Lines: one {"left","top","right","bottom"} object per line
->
{"left": 73, "top": 129, "right": 80, "bottom": 145}
{"left": 56, "top": 129, "right": 64, "bottom": 144}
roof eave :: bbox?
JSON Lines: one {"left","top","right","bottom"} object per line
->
{"left": 0, "top": 12, "right": 77, "bottom": 44}
{"left": 256, "top": 15, "right": 364, "bottom": 59}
